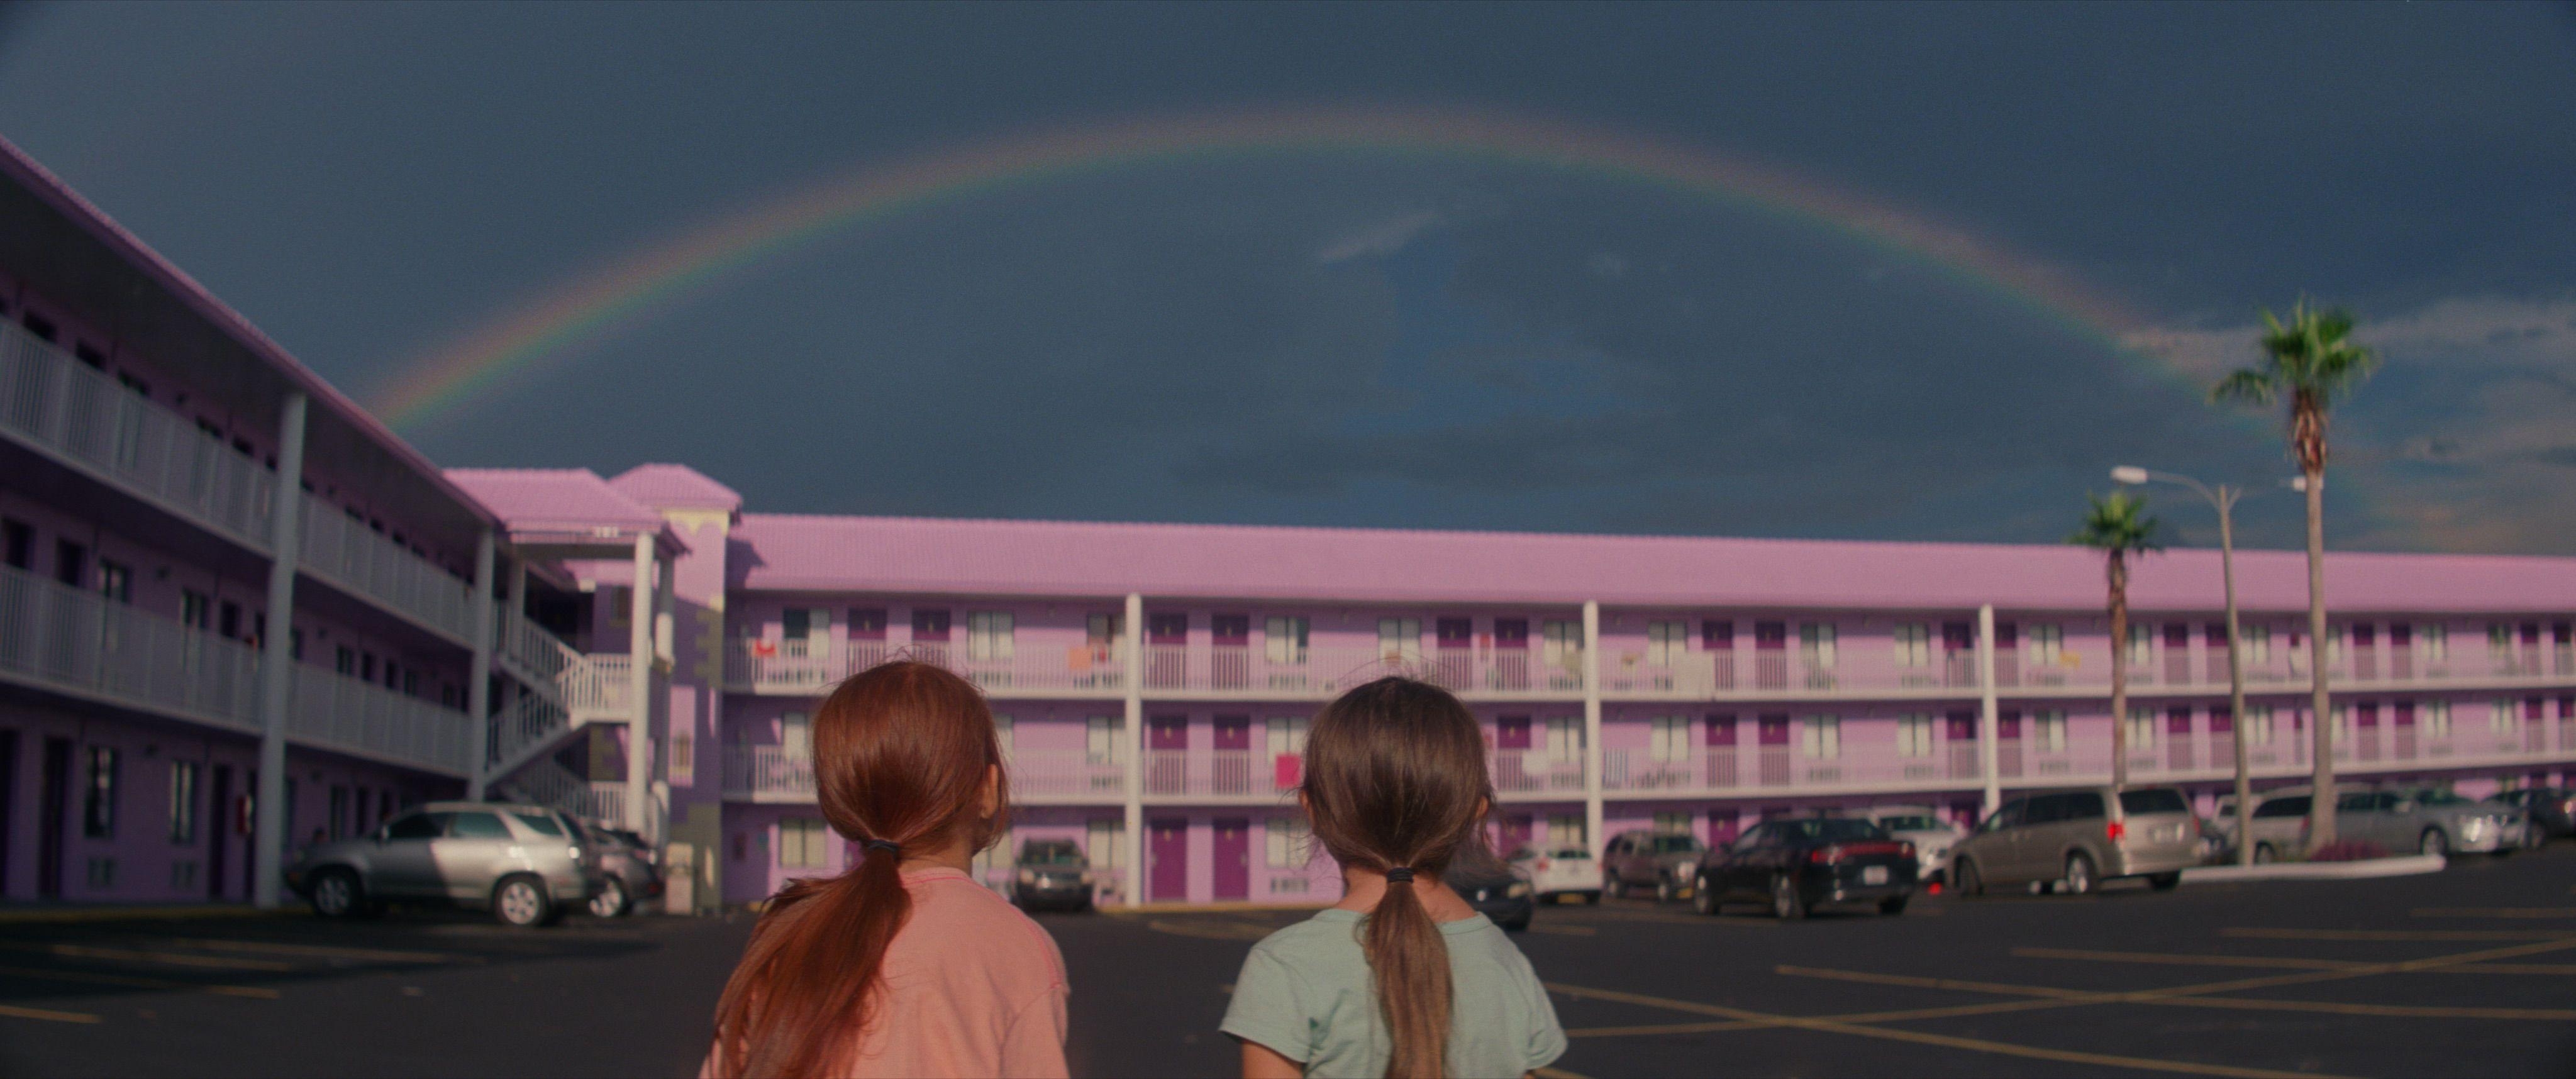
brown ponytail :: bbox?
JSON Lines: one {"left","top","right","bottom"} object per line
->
{"left": 1301, "top": 677, "right": 1494, "bottom": 1079}
{"left": 709, "top": 661, "right": 1010, "bottom": 1078}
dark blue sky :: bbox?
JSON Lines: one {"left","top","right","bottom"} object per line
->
{"left": 2, "top": 3, "right": 2570, "bottom": 552}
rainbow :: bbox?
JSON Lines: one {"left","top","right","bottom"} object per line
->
{"left": 374, "top": 105, "right": 2160, "bottom": 431}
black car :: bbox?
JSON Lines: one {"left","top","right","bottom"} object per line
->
{"left": 2489, "top": 787, "right": 2575, "bottom": 844}
{"left": 1447, "top": 849, "right": 1534, "bottom": 931}
{"left": 1692, "top": 817, "right": 1917, "bottom": 919}
{"left": 1010, "top": 839, "right": 1096, "bottom": 911}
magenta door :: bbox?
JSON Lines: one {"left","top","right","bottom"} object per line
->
{"left": 1212, "top": 818, "right": 1250, "bottom": 900}
{"left": 1150, "top": 818, "right": 1189, "bottom": 901}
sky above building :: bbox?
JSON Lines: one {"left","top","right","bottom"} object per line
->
{"left": 1, "top": 3, "right": 2570, "bottom": 554}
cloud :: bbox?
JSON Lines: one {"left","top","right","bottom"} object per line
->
{"left": 1314, "top": 209, "right": 1444, "bottom": 263}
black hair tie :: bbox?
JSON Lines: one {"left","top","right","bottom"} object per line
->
{"left": 1384, "top": 867, "right": 1415, "bottom": 883}
{"left": 863, "top": 839, "right": 901, "bottom": 855}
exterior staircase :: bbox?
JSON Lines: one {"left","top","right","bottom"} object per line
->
{"left": 482, "top": 616, "right": 638, "bottom": 802}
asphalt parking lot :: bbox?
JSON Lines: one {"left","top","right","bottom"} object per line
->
{"left": 5, "top": 844, "right": 2575, "bottom": 1078}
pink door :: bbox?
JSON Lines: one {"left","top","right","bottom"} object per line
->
{"left": 1212, "top": 818, "right": 1250, "bottom": 900}
{"left": 1150, "top": 818, "right": 1189, "bottom": 902}
{"left": 1213, "top": 716, "right": 1251, "bottom": 794}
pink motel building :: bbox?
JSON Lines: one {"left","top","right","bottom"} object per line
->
{"left": 8, "top": 137, "right": 2576, "bottom": 912}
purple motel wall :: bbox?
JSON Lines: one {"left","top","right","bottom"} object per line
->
{"left": 8, "top": 134, "right": 2576, "bottom": 914}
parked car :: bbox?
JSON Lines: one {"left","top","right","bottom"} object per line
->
{"left": 1949, "top": 787, "right": 2199, "bottom": 897}
{"left": 583, "top": 824, "right": 665, "bottom": 917}
{"left": 1450, "top": 848, "right": 1534, "bottom": 931}
{"left": 1857, "top": 805, "right": 1965, "bottom": 883}
{"left": 2208, "top": 790, "right": 2316, "bottom": 864}
{"left": 2335, "top": 788, "right": 2524, "bottom": 857}
{"left": 1692, "top": 817, "right": 1916, "bottom": 919}
{"left": 286, "top": 802, "right": 604, "bottom": 927}
{"left": 1506, "top": 844, "right": 1602, "bottom": 904}
{"left": 2488, "top": 787, "right": 2575, "bottom": 844}
{"left": 1011, "top": 839, "right": 1097, "bottom": 910}
{"left": 1601, "top": 829, "right": 1707, "bottom": 902}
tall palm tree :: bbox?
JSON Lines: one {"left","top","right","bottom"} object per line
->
{"left": 2211, "top": 301, "right": 2378, "bottom": 853}
{"left": 2071, "top": 492, "right": 2164, "bottom": 790}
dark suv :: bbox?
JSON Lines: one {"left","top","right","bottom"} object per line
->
{"left": 1011, "top": 839, "right": 1096, "bottom": 910}
{"left": 1692, "top": 817, "right": 1916, "bottom": 919}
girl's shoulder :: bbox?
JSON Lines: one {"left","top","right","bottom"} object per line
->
{"left": 903, "top": 872, "right": 1067, "bottom": 986}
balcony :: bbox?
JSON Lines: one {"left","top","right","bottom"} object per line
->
{"left": 286, "top": 666, "right": 475, "bottom": 776}
{"left": 0, "top": 320, "right": 277, "bottom": 551}
{"left": 1601, "top": 745, "right": 1987, "bottom": 798}
{"left": 1489, "top": 749, "right": 1587, "bottom": 797}
{"left": 298, "top": 495, "right": 474, "bottom": 642}
{"left": 726, "top": 638, "right": 1127, "bottom": 697}
{"left": 1141, "top": 645, "right": 1504, "bottom": 698}
{"left": 721, "top": 744, "right": 1132, "bottom": 802}
{"left": 1141, "top": 749, "right": 1289, "bottom": 800}
{"left": 0, "top": 562, "right": 262, "bottom": 732}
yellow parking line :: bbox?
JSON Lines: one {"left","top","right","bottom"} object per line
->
{"left": 0, "top": 1002, "right": 102, "bottom": 1024}
{"left": 131, "top": 937, "right": 461, "bottom": 964}
{"left": 2014, "top": 947, "right": 2363, "bottom": 971}
{"left": 1143, "top": 919, "right": 1277, "bottom": 941}
{"left": 1777, "top": 964, "right": 2576, "bottom": 1022}
{"left": 1566, "top": 998, "right": 2075, "bottom": 1039}
{"left": 2411, "top": 907, "right": 2576, "bottom": 919}
{"left": 0, "top": 941, "right": 292, "bottom": 971}
{"left": 2223, "top": 927, "right": 2576, "bottom": 942}
{"left": 1544, "top": 982, "right": 2325, "bottom": 1078}
{"left": 1527, "top": 924, "right": 1599, "bottom": 937}
{"left": 0, "top": 964, "right": 279, "bottom": 999}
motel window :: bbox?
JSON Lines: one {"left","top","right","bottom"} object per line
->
{"left": 1378, "top": 618, "right": 1421, "bottom": 660}
{"left": 1646, "top": 621, "right": 1687, "bottom": 667}
{"left": 967, "top": 612, "right": 1015, "bottom": 661}
{"left": 1085, "top": 717, "right": 1124, "bottom": 765}
{"left": 2327, "top": 627, "right": 2347, "bottom": 665}
{"left": 2416, "top": 624, "right": 2447, "bottom": 662}
{"left": 219, "top": 601, "right": 242, "bottom": 641}
{"left": 1266, "top": 816, "right": 1312, "bottom": 869}
{"left": 1799, "top": 624, "right": 1837, "bottom": 668}
{"left": 97, "top": 560, "right": 131, "bottom": 604}
{"left": 1087, "top": 819, "right": 1126, "bottom": 870}
{"left": 2033, "top": 710, "right": 2068, "bottom": 753}
{"left": 1653, "top": 811, "right": 1694, "bottom": 836}
{"left": 1800, "top": 716, "right": 1840, "bottom": 760}
{"left": 782, "top": 607, "right": 830, "bottom": 645}
{"left": 169, "top": 761, "right": 199, "bottom": 844}
{"left": 2424, "top": 700, "right": 2451, "bottom": 739}
{"left": 335, "top": 646, "right": 356, "bottom": 676}
{"left": 1896, "top": 714, "right": 1934, "bottom": 758}
{"left": 84, "top": 746, "right": 119, "bottom": 838}
{"left": 1544, "top": 717, "right": 1584, "bottom": 762}
{"left": 847, "top": 607, "right": 888, "bottom": 640}
{"left": 1547, "top": 814, "right": 1586, "bottom": 848}
{"left": 55, "top": 539, "right": 87, "bottom": 588}
{"left": 912, "top": 608, "right": 952, "bottom": 641}
{"left": 781, "top": 712, "right": 811, "bottom": 759}
{"left": 2126, "top": 624, "right": 2152, "bottom": 667}
{"left": 1085, "top": 612, "right": 1121, "bottom": 648}
{"left": 1892, "top": 624, "right": 1930, "bottom": 668}
{"left": 1267, "top": 717, "right": 1308, "bottom": 761}
{"left": 2, "top": 517, "right": 31, "bottom": 570}
{"left": 182, "top": 590, "right": 211, "bottom": 631}
{"left": 2127, "top": 707, "right": 2158, "bottom": 750}
{"left": 1541, "top": 621, "right": 1583, "bottom": 672}
{"left": 2491, "top": 700, "right": 2519, "bottom": 736}
{"left": 1265, "top": 617, "right": 1310, "bottom": 664}
{"left": 669, "top": 722, "right": 695, "bottom": 786}
{"left": 2488, "top": 624, "right": 2513, "bottom": 660}
{"left": 2245, "top": 706, "right": 2275, "bottom": 746}
{"left": 1648, "top": 716, "right": 1691, "bottom": 763}
{"left": 2240, "top": 624, "right": 2272, "bottom": 665}
{"left": 360, "top": 652, "right": 375, "bottom": 682}
{"left": 608, "top": 587, "right": 630, "bottom": 628}
{"left": 2027, "top": 624, "right": 2064, "bottom": 666}
{"left": 778, "top": 818, "right": 830, "bottom": 870}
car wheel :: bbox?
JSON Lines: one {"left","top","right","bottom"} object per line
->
{"left": 1692, "top": 878, "right": 1719, "bottom": 916}
{"left": 309, "top": 868, "right": 362, "bottom": 919}
{"left": 1770, "top": 874, "right": 1807, "bottom": 921}
{"left": 2419, "top": 829, "right": 2449, "bottom": 858}
{"left": 494, "top": 875, "right": 553, "bottom": 928}
{"left": 2061, "top": 853, "right": 2096, "bottom": 896}
{"left": 1953, "top": 857, "right": 1985, "bottom": 898}
{"left": 2253, "top": 843, "right": 2277, "bottom": 865}
{"left": 1583, "top": 890, "right": 1601, "bottom": 905}
{"left": 589, "top": 877, "right": 631, "bottom": 919}
{"left": 1602, "top": 872, "right": 1624, "bottom": 900}
{"left": 1878, "top": 895, "right": 1908, "bottom": 916}
{"left": 1655, "top": 875, "right": 1675, "bottom": 904}
{"left": 2148, "top": 872, "right": 2182, "bottom": 891}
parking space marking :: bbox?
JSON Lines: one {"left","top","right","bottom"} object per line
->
{"left": 1142, "top": 919, "right": 1277, "bottom": 941}
{"left": 0, "top": 941, "right": 293, "bottom": 971}
{"left": 125, "top": 937, "right": 464, "bottom": 965}
{"left": 2222, "top": 927, "right": 2576, "bottom": 942}
{"left": 1543, "top": 982, "right": 2324, "bottom": 1078}
{"left": 1527, "top": 924, "right": 1599, "bottom": 936}
{"left": 2410, "top": 907, "right": 2576, "bottom": 919}
{"left": 2014, "top": 946, "right": 2576, "bottom": 976}
{"left": 0, "top": 1003, "right": 103, "bottom": 1024}
{"left": 1776, "top": 965, "right": 2576, "bottom": 1022}
{"left": 0, "top": 964, "right": 280, "bottom": 998}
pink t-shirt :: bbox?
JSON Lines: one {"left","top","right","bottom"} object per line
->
{"left": 709, "top": 868, "right": 1070, "bottom": 1078}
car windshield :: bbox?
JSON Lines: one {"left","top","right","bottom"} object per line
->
{"left": 1777, "top": 819, "right": 1886, "bottom": 843}
{"left": 1874, "top": 814, "right": 1943, "bottom": 831}
{"left": 1653, "top": 835, "right": 1704, "bottom": 853}
{"left": 1550, "top": 847, "right": 1590, "bottom": 860}
{"left": 2119, "top": 790, "right": 2190, "bottom": 816}
{"left": 510, "top": 811, "right": 565, "bottom": 837}
{"left": 1020, "top": 841, "right": 1084, "bottom": 866}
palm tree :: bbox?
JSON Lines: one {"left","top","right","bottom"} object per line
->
{"left": 2071, "top": 492, "right": 2164, "bottom": 790}
{"left": 2211, "top": 301, "right": 2378, "bottom": 853}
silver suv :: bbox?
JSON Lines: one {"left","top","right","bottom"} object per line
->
{"left": 1602, "top": 830, "right": 1707, "bottom": 902}
{"left": 1950, "top": 787, "right": 2201, "bottom": 897}
{"left": 2337, "top": 788, "right": 2526, "bottom": 857}
{"left": 287, "top": 802, "right": 604, "bottom": 927}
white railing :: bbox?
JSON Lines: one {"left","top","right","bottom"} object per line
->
{"left": 722, "top": 744, "right": 817, "bottom": 799}
{"left": 489, "top": 687, "right": 570, "bottom": 770}
{"left": 726, "top": 638, "right": 1129, "bottom": 695}
{"left": 1142, "top": 645, "right": 1458, "bottom": 697}
{"left": 1599, "top": 745, "right": 1989, "bottom": 795}
{"left": 499, "top": 615, "right": 577, "bottom": 689}
{"left": 495, "top": 758, "right": 625, "bottom": 824}
{"left": 299, "top": 495, "right": 474, "bottom": 641}
{"left": 288, "top": 665, "right": 475, "bottom": 777}
{"left": 1004, "top": 750, "right": 1131, "bottom": 800}
{"left": 0, "top": 562, "right": 263, "bottom": 729}
{"left": 566, "top": 653, "right": 634, "bottom": 717}
{"left": 1489, "top": 749, "right": 1587, "bottom": 795}
{"left": 1, "top": 321, "right": 279, "bottom": 550}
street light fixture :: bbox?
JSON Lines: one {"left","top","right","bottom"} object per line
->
{"left": 2114, "top": 465, "right": 2269, "bottom": 866}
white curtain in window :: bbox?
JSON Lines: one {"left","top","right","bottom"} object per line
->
{"left": 1801, "top": 716, "right": 1840, "bottom": 759}
{"left": 1265, "top": 617, "right": 1309, "bottom": 664}
{"left": 1648, "top": 716, "right": 1690, "bottom": 763}
{"left": 967, "top": 612, "right": 1015, "bottom": 661}
{"left": 782, "top": 712, "right": 811, "bottom": 759}
{"left": 1800, "top": 624, "right": 1837, "bottom": 667}
{"left": 1646, "top": 622, "right": 1687, "bottom": 667}
{"left": 1896, "top": 714, "right": 1933, "bottom": 758}
{"left": 1085, "top": 716, "right": 1123, "bottom": 765}
{"left": 1087, "top": 819, "right": 1125, "bottom": 870}
{"left": 1893, "top": 624, "right": 1929, "bottom": 667}
{"left": 1379, "top": 618, "right": 1422, "bottom": 660}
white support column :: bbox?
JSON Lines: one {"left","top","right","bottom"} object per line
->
{"left": 251, "top": 392, "right": 308, "bottom": 909}
{"left": 626, "top": 533, "right": 655, "bottom": 833}
{"left": 1582, "top": 600, "right": 1604, "bottom": 858}
{"left": 1122, "top": 592, "right": 1145, "bottom": 907}
{"left": 652, "top": 550, "right": 676, "bottom": 844}
{"left": 1979, "top": 604, "right": 2001, "bottom": 815}
{"left": 464, "top": 530, "right": 497, "bottom": 801}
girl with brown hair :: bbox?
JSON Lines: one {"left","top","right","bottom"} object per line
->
{"left": 1221, "top": 677, "right": 1566, "bottom": 1078}
{"left": 706, "top": 661, "right": 1069, "bottom": 1078}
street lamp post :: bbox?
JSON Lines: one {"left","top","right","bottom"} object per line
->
{"left": 2114, "top": 466, "right": 2258, "bottom": 866}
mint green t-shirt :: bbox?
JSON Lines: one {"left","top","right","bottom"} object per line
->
{"left": 1221, "top": 910, "right": 1566, "bottom": 1079}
